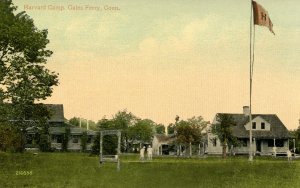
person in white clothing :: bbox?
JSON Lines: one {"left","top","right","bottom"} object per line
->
{"left": 287, "top": 149, "right": 292, "bottom": 162}
{"left": 147, "top": 145, "right": 153, "bottom": 160}
{"left": 140, "top": 146, "right": 145, "bottom": 161}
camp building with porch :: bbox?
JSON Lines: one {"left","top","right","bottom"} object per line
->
{"left": 207, "top": 106, "right": 290, "bottom": 155}
{"left": 25, "top": 104, "right": 97, "bottom": 151}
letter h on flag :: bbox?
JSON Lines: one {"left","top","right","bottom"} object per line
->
{"left": 252, "top": 1, "right": 275, "bottom": 35}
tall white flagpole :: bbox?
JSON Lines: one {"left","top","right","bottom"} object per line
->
{"left": 249, "top": 0, "right": 254, "bottom": 162}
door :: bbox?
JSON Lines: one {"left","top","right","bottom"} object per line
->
{"left": 256, "top": 140, "right": 261, "bottom": 152}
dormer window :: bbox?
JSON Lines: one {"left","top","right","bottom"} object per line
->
{"left": 252, "top": 122, "right": 256, "bottom": 129}
{"left": 261, "top": 122, "right": 265, "bottom": 129}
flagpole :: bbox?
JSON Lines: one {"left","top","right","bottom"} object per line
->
{"left": 249, "top": 0, "right": 254, "bottom": 162}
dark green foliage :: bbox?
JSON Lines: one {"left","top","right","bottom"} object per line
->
{"left": 91, "top": 134, "right": 100, "bottom": 155}
{"left": 211, "top": 114, "right": 237, "bottom": 158}
{"left": 289, "top": 126, "right": 300, "bottom": 154}
{"left": 167, "top": 123, "right": 175, "bottom": 134}
{"left": 96, "top": 110, "right": 137, "bottom": 152}
{"left": 61, "top": 127, "right": 70, "bottom": 152}
{"left": 0, "top": 122, "right": 24, "bottom": 152}
{"left": 127, "top": 119, "right": 154, "bottom": 143}
{"left": 102, "top": 135, "right": 118, "bottom": 155}
{"left": 155, "top": 124, "right": 165, "bottom": 134}
{"left": 81, "top": 131, "right": 87, "bottom": 152}
{"left": 0, "top": 0, "right": 58, "bottom": 116}
{"left": 38, "top": 134, "right": 50, "bottom": 152}
{"left": 69, "top": 117, "right": 80, "bottom": 127}
{"left": 175, "top": 116, "right": 208, "bottom": 145}
{"left": 0, "top": 0, "right": 58, "bottom": 152}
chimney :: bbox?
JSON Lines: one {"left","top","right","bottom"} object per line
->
{"left": 243, "top": 106, "right": 250, "bottom": 116}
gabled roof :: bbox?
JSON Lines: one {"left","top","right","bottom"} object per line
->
{"left": 215, "top": 113, "right": 290, "bottom": 139}
{"left": 46, "top": 104, "right": 64, "bottom": 122}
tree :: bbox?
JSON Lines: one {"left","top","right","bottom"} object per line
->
{"left": 167, "top": 123, "right": 175, "bottom": 134}
{"left": 0, "top": 0, "right": 58, "bottom": 120}
{"left": 69, "top": 117, "right": 80, "bottom": 127}
{"left": 211, "top": 114, "right": 236, "bottom": 158}
{"left": 175, "top": 116, "right": 208, "bottom": 157}
{"left": 155, "top": 123, "right": 165, "bottom": 134}
{"left": 128, "top": 119, "right": 154, "bottom": 144}
{"left": 289, "top": 120, "right": 300, "bottom": 154}
{"left": 95, "top": 110, "right": 137, "bottom": 152}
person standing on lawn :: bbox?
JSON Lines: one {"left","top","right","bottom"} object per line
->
{"left": 140, "top": 146, "right": 145, "bottom": 161}
{"left": 147, "top": 145, "right": 153, "bottom": 160}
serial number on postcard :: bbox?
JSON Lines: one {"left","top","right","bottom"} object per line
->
{"left": 16, "top": 171, "right": 33, "bottom": 176}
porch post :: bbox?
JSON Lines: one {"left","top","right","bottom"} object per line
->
{"left": 100, "top": 132, "right": 103, "bottom": 163}
{"left": 253, "top": 138, "right": 256, "bottom": 156}
{"left": 117, "top": 131, "right": 121, "bottom": 155}
{"left": 189, "top": 142, "right": 192, "bottom": 157}
{"left": 293, "top": 139, "right": 296, "bottom": 154}
{"left": 273, "top": 138, "right": 276, "bottom": 157}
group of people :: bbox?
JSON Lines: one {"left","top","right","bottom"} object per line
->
{"left": 140, "top": 145, "right": 153, "bottom": 161}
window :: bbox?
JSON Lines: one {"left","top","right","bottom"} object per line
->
{"left": 212, "top": 138, "right": 217, "bottom": 147}
{"left": 73, "top": 136, "right": 79, "bottom": 143}
{"left": 261, "top": 122, "right": 265, "bottom": 129}
{"left": 252, "top": 122, "right": 256, "bottom": 129}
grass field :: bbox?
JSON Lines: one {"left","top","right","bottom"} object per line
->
{"left": 0, "top": 152, "right": 300, "bottom": 188}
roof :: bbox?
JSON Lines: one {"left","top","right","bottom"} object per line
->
{"left": 49, "top": 127, "right": 66, "bottom": 134}
{"left": 215, "top": 113, "right": 290, "bottom": 139}
{"left": 25, "top": 126, "right": 42, "bottom": 134}
{"left": 154, "top": 134, "right": 176, "bottom": 143}
{"left": 70, "top": 127, "right": 83, "bottom": 135}
{"left": 46, "top": 104, "right": 64, "bottom": 122}
{"left": 49, "top": 126, "right": 97, "bottom": 135}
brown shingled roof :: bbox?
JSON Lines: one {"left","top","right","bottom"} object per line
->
{"left": 46, "top": 104, "right": 64, "bottom": 122}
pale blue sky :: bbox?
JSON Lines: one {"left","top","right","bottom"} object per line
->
{"left": 13, "top": 0, "right": 300, "bottom": 129}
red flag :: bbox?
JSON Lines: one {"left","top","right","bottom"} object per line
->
{"left": 252, "top": 1, "right": 275, "bottom": 35}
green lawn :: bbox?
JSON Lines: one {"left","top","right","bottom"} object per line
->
{"left": 0, "top": 152, "right": 299, "bottom": 188}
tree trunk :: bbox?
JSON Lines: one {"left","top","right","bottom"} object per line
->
{"left": 189, "top": 142, "right": 192, "bottom": 157}
{"left": 222, "top": 144, "right": 227, "bottom": 158}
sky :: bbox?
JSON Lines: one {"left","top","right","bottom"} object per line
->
{"left": 13, "top": 0, "right": 300, "bottom": 129}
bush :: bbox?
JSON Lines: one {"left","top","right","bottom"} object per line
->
{"left": 0, "top": 123, "right": 24, "bottom": 152}
{"left": 81, "top": 131, "right": 87, "bottom": 152}
{"left": 61, "top": 127, "right": 70, "bottom": 152}
{"left": 39, "top": 134, "right": 51, "bottom": 152}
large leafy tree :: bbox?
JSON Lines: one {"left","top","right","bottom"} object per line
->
{"left": 0, "top": 1, "right": 58, "bottom": 152}
{"left": 175, "top": 116, "right": 208, "bottom": 157}
{"left": 155, "top": 123, "right": 165, "bottom": 134}
{"left": 127, "top": 119, "right": 155, "bottom": 144}
{"left": 95, "top": 110, "right": 137, "bottom": 152}
{"left": 0, "top": 0, "right": 58, "bottom": 121}
{"left": 289, "top": 121, "right": 300, "bottom": 154}
{"left": 211, "top": 114, "right": 236, "bottom": 158}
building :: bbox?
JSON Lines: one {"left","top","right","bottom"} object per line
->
{"left": 152, "top": 134, "right": 176, "bottom": 155}
{"left": 207, "top": 106, "right": 290, "bottom": 155}
{"left": 25, "top": 104, "right": 97, "bottom": 151}
{"left": 49, "top": 127, "right": 96, "bottom": 151}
